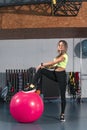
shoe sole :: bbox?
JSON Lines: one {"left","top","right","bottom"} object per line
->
{"left": 60, "top": 119, "right": 66, "bottom": 122}
{"left": 22, "top": 89, "right": 36, "bottom": 93}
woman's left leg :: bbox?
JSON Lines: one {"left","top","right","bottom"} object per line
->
{"left": 24, "top": 68, "right": 57, "bottom": 92}
{"left": 32, "top": 68, "right": 57, "bottom": 86}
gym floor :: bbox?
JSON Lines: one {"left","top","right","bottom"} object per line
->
{"left": 0, "top": 99, "right": 87, "bottom": 130}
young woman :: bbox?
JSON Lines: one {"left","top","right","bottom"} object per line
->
{"left": 25, "top": 40, "right": 68, "bottom": 122}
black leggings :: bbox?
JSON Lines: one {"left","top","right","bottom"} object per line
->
{"left": 33, "top": 68, "right": 67, "bottom": 114}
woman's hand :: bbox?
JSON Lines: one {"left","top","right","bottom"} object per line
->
{"left": 36, "top": 63, "right": 45, "bottom": 71}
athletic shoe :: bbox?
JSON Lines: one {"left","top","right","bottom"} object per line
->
{"left": 60, "top": 114, "right": 66, "bottom": 122}
{"left": 24, "top": 84, "right": 36, "bottom": 92}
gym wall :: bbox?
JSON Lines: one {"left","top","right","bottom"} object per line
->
{"left": 0, "top": 38, "right": 87, "bottom": 97}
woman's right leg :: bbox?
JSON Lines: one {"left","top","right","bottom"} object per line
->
{"left": 55, "top": 71, "right": 66, "bottom": 121}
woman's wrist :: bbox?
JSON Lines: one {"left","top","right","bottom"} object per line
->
{"left": 41, "top": 63, "right": 43, "bottom": 66}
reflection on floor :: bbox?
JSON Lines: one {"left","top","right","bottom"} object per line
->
{"left": 0, "top": 99, "right": 87, "bottom": 130}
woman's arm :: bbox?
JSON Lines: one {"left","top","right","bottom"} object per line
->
{"left": 36, "top": 54, "right": 65, "bottom": 70}
{"left": 43, "top": 54, "right": 65, "bottom": 67}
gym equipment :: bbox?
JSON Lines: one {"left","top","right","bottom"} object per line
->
{"left": 10, "top": 91, "right": 44, "bottom": 123}
{"left": 75, "top": 39, "right": 87, "bottom": 58}
{"left": 6, "top": 68, "right": 36, "bottom": 102}
{"left": 68, "top": 72, "right": 81, "bottom": 102}
{"left": 82, "top": 39, "right": 87, "bottom": 57}
{"left": 0, "top": 86, "right": 8, "bottom": 101}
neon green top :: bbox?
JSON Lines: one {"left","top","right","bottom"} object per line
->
{"left": 54, "top": 53, "right": 68, "bottom": 69}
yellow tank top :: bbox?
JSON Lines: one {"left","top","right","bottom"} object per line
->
{"left": 54, "top": 53, "right": 68, "bottom": 69}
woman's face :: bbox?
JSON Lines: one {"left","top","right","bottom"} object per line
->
{"left": 57, "top": 42, "right": 65, "bottom": 53}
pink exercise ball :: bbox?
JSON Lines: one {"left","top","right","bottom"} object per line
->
{"left": 10, "top": 91, "right": 44, "bottom": 123}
